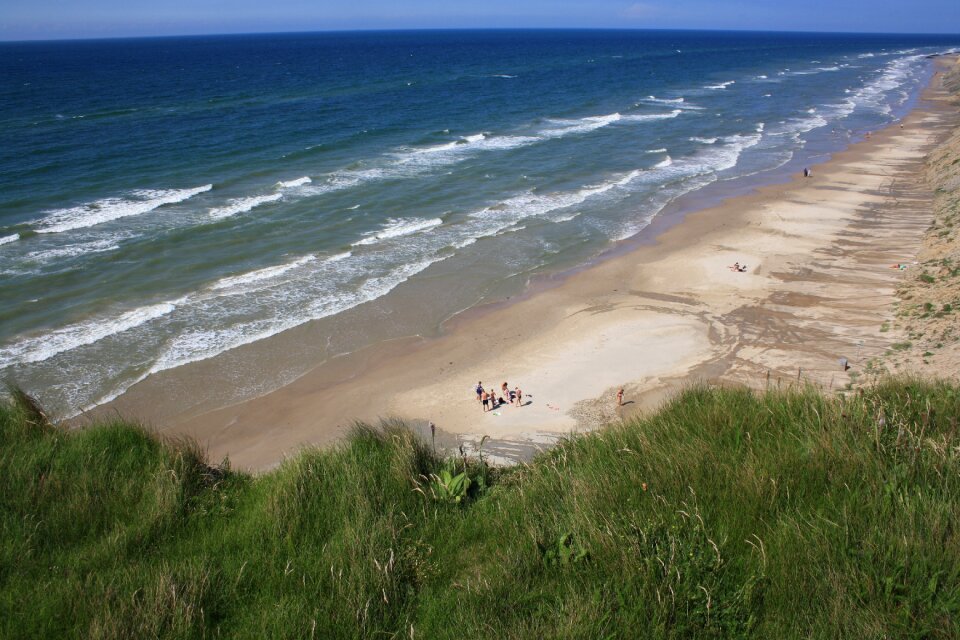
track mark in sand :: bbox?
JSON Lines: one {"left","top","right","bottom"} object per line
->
{"left": 627, "top": 290, "right": 702, "bottom": 306}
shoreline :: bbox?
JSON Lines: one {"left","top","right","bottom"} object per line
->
{"left": 100, "top": 57, "right": 959, "bottom": 471}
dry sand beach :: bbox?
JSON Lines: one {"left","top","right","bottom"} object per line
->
{"left": 115, "top": 57, "right": 960, "bottom": 470}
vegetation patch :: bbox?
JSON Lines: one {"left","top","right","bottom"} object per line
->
{"left": 2, "top": 380, "right": 960, "bottom": 638}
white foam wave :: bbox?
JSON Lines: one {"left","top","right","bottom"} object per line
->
{"left": 0, "top": 234, "right": 18, "bottom": 246}
{"left": 491, "top": 74, "right": 516, "bottom": 78}
{"left": 379, "top": 133, "right": 538, "bottom": 175}
{"left": 847, "top": 53, "right": 926, "bottom": 116}
{"left": 542, "top": 112, "right": 622, "bottom": 136}
{"left": 209, "top": 193, "right": 282, "bottom": 219}
{"left": 149, "top": 257, "right": 440, "bottom": 376}
{"left": 469, "top": 170, "right": 641, "bottom": 231}
{"left": 353, "top": 217, "right": 443, "bottom": 246}
{"left": 211, "top": 255, "right": 319, "bottom": 290}
{"left": 641, "top": 97, "right": 702, "bottom": 110}
{"left": 35, "top": 184, "right": 212, "bottom": 234}
{"left": 690, "top": 137, "right": 717, "bottom": 144}
{"left": 404, "top": 132, "right": 509, "bottom": 158}
{"left": 299, "top": 107, "right": 690, "bottom": 197}
{"left": 0, "top": 303, "right": 176, "bottom": 369}
{"left": 646, "top": 148, "right": 667, "bottom": 153}
{"left": 549, "top": 212, "right": 581, "bottom": 223}
{"left": 620, "top": 109, "right": 683, "bottom": 122}
{"left": 704, "top": 80, "right": 735, "bottom": 90}
{"left": 769, "top": 112, "right": 829, "bottom": 137}
{"left": 27, "top": 238, "right": 122, "bottom": 262}
{"left": 782, "top": 65, "right": 846, "bottom": 77}
{"left": 276, "top": 176, "right": 312, "bottom": 189}
{"left": 653, "top": 156, "right": 673, "bottom": 168}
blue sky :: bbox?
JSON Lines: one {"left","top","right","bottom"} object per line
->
{"left": 2, "top": 0, "right": 959, "bottom": 40}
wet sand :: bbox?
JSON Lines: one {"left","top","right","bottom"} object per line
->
{"left": 106, "top": 59, "right": 958, "bottom": 471}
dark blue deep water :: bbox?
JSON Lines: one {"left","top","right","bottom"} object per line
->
{"left": 1, "top": 30, "right": 958, "bottom": 414}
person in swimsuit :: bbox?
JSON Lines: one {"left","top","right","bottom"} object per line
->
{"left": 481, "top": 390, "right": 489, "bottom": 412}
{"left": 617, "top": 388, "right": 624, "bottom": 406}
{"left": 501, "top": 382, "right": 509, "bottom": 400}
{"left": 514, "top": 387, "right": 523, "bottom": 407}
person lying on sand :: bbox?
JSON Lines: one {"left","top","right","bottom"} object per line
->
{"left": 728, "top": 262, "right": 748, "bottom": 272}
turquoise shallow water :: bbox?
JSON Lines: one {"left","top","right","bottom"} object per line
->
{"left": 0, "top": 29, "right": 958, "bottom": 415}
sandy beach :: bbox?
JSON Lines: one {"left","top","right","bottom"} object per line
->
{"left": 106, "top": 58, "right": 959, "bottom": 471}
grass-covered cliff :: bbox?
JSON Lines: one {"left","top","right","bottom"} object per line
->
{"left": 2, "top": 380, "right": 959, "bottom": 638}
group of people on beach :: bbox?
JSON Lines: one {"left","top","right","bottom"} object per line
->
{"left": 476, "top": 381, "right": 523, "bottom": 411}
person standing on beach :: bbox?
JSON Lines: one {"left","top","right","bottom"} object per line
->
{"left": 476, "top": 381, "right": 484, "bottom": 403}
{"left": 514, "top": 387, "right": 523, "bottom": 407}
{"left": 617, "top": 388, "right": 624, "bottom": 406}
{"left": 481, "top": 389, "right": 489, "bottom": 412}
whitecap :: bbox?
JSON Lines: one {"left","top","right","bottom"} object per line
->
{"left": 276, "top": 176, "right": 312, "bottom": 189}
{"left": 35, "top": 184, "right": 212, "bottom": 234}
{"left": 209, "top": 193, "right": 282, "bottom": 219}
{"left": 641, "top": 97, "right": 702, "bottom": 110}
{"left": 147, "top": 257, "right": 441, "bottom": 376}
{"left": 352, "top": 217, "right": 443, "bottom": 246}
{"left": 620, "top": 109, "right": 683, "bottom": 122}
{"left": 541, "top": 112, "right": 623, "bottom": 136}
{"left": 0, "top": 234, "right": 18, "bottom": 246}
{"left": 0, "top": 302, "right": 176, "bottom": 368}
{"left": 27, "top": 238, "right": 122, "bottom": 262}
{"left": 211, "top": 255, "right": 319, "bottom": 290}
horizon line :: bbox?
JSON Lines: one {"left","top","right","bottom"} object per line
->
{"left": 4, "top": 25, "right": 960, "bottom": 45}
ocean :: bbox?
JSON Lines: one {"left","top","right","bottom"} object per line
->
{"left": 1, "top": 29, "right": 958, "bottom": 417}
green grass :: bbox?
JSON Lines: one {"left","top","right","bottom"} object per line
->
{"left": 2, "top": 379, "right": 960, "bottom": 638}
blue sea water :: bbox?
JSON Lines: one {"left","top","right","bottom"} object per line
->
{"left": 1, "top": 29, "right": 958, "bottom": 416}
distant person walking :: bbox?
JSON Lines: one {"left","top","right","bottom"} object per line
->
{"left": 803, "top": 167, "right": 810, "bottom": 178}
{"left": 617, "top": 388, "right": 624, "bottom": 406}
